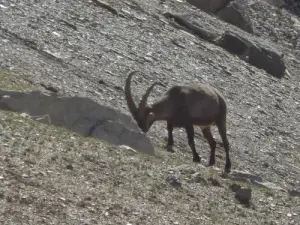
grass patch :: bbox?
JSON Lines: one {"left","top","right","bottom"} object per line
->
{"left": 0, "top": 68, "right": 35, "bottom": 91}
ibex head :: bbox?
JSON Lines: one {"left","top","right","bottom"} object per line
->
{"left": 124, "top": 71, "right": 164, "bottom": 132}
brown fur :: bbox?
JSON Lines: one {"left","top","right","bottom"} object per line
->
{"left": 124, "top": 71, "right": 231, "bottom": 173}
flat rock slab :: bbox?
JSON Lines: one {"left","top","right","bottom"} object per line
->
{"left": 186, "top": 0, "right": 230, "bottom": 13}
{"left": 164, "top": 12, "right": 286, "bottom": 78}
{"left": 0, "top": 89, "right": 155, "bottom": 155}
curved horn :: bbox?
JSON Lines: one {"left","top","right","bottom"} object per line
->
{"left": 124, "top": 70, "right": 139, "bottom": 120}
{"left": 138, "top": 81, "right": 166, "bottom": 115}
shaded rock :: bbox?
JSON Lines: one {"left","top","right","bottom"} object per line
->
{"left": 263, "top": 0, "right": 285, "bottom": 7}
{"left": 288, "top": 189, "right": 300, "bottom": 197}
{"left": 166, "top": 175, "right": 182, "bottom": 188}
{"left": 251, "top": 180, "right": 286, "bottom": 192}
{"left": 0, "top": 89, "right": 155, "bottom": 155}
{"left": 208, "top": 177, "right": 223, "bottom": 187}
{"left": 230, "top": 183, "right": 242, "bottom": 192}
{"left": 186, "top": 0, "right": 230, "bottom": 13}
{"left": 40, "top": 83, "right": 59, "bottom": 93}
{"left": 66, "top": 164, "right": 73, "bottom": 170}
{"left": 217, "top": 1, "right": 254, "bottom": 33}
{"left": 169, "top": 164, "right": 197, "bottom": 175}
{"left": 283, "top": 0, "right": 300, "bottom": 16}
{"left": 163, "top": 13, "right": 219, "bottom": 42}
{"left": 235, "top": 188, "right": 252, "bottom": 205}
{"left": 217, "top": 31, "right": 249, "bottom": 55}
{"left": 117, "top": 145, "right": 137, "bottom": 154}
{"left": 190, "top": 172, "right": 209, "bottom": 185}
{"left": 166, "top": 12, "right": 286, "bottom": 78}
{"left": 20, "top": 196, "right": 34, "bottom": 205}
{"left": 247, "top": 45, "right": 286, "bottom": 78}
{"left": 230, "top": 170, "right": 263, "bottom": 183}
{"left": 217, "top": 31, "right": 286, "bottom": 78}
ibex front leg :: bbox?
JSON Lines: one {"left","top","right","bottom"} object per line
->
{"left": 166, "top": 121, "right": 174, "bottom": 152}
{"left": 185, "top": 124, "right": 201, "bottom": 163}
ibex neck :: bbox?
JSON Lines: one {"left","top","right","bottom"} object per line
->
{"left": 150, "top": 98, "right": 170, "bottom": 121}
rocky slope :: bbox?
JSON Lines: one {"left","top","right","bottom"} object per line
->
{"left": 0, "top": 0, "right": 299, "bottom": 224}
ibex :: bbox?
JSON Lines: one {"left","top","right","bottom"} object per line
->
{"left": 124, "top": 71, "right": 231, "bottom": 173}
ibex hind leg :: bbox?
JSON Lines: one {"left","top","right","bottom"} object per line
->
{"left": 216, "top": 120, "right": 231, "bottom": 173}
{"left": 201, "top": 127, "right": 217, "bottom": 166}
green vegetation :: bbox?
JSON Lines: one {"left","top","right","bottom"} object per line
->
{"left": 0, "top": 68, "right": 35, "bottom": 91}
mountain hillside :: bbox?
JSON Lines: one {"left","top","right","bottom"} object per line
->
{"left": 0, "top": 0, "right": 299, "bottom": 224}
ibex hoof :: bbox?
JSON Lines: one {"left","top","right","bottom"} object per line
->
{"left": 166, "top": 145, "right": 174, "bottom": 152}
{"left": 224, "top": 163, "right": 231, "bottom": 174}
{"left": 193, "top": 155, "right": 201, "bottom": 163}
{"left": 209, "top": 158, "right": 215, "bottom": 166}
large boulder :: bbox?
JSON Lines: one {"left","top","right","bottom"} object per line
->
{"left": 262, "top": 0, "right": 285, "bottom": 7}
{"left": 0, "top": 89, "right": 155, "bottom": 155}
{"left": 216, "top": 1, "right": 254, "bottom": 33}
{"left": 163, "top": 12, "right": 219, "bottom": 43}
{"left": 247, "top": 45, "right": 286, "bottom": 78}
{"left": 283, "top": 0, "right": 300, "bottom": 16}
{"left": 217, "top": 31, "right": 286, "bottom": 78}
{"left": 186, "top": 0, "right": 230, "bottom": 13}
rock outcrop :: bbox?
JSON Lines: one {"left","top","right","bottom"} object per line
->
{"left": 164, "top": 13, "right": 286, "bottom": 78}
{"left": 186, "top": 0, "right": 230, "bottom": 13}
{"left": 0, "top": 89, "right": 155, "bottom": 155}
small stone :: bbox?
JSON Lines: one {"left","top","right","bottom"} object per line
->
{"left": 0, "top": 4, "right": 8, "bottom": 8}
{"left": 52, "top": 31, "right": 61, "bottom": 37}
{"left": 190, "top": 173, "right": 208, "bottom": 185}
{"left": 118, "top": 145, "right": 137, "bottom": 154}
{"left": 58, "top": 197, "right": 66, "bottom": 202}
{"left": 208, "top": 177, "right": 222, "bottom": 187}
{"left": 287, "top": 213, "right": 292, "bottom": 217}
{"left": 66, "top": 164, "right": 73, "bottom": 170}
{"left": 98, "top": 79, "right": 106, "bottom": 85}
{"left": 88, "top": 207, "right": 96, "bottom": 213}
{"left": 251, "top": 180, "right": 285, "bottom": 192}
{"left": 230, "top": 183, "right": 241, "bottom": 192}
{"left": 6, "top": 196, "right": 13, "bottom": 202}
{"left": 288, "top": 189, "right": 300, "bottom": 197}
{"left": 262, "top": 162, "right": 269, "bottom": 168}
{"left": 166, "top": 175, "right": 182, "bottom": 188}
{"left": 230, "top": 170, "right": 263, "bottom": 182}
{"left": 20, "top": 196, "right": 32, "bottom": 204}
{"left": 235, "top": 188, "right": 252, "bottom": 205}
{"left": 77, "top": 201, "right": 86, "bottom": 208}
{"left": 20, "top": 113, "right": 30, "bottom": 118}
{"left": 22, "top": 174, "right": 29, "bottom": 178}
